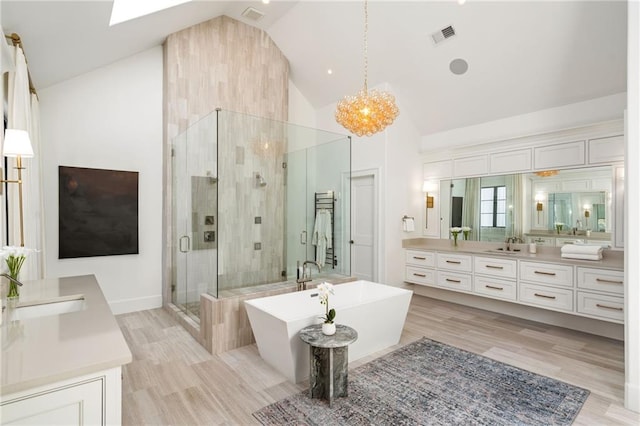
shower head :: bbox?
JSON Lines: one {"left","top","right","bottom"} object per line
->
{"left": 256, "top": 173, "right": 267, "bottom": 187}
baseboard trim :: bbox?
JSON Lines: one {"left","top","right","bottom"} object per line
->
{"left": 626, "top": 382, "right": 640, "bottom": 413}
{"left": 109, "top": 294, "right": 163, "bottom": 315}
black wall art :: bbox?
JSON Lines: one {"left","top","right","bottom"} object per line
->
{"left": 59, "top": 166, "right": 139, "bottom": 259}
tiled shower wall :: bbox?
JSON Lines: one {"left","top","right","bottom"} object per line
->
{"left": 163, "top": 16, "right": 289, "bottom": 304}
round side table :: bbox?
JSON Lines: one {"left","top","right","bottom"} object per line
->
{"left": 299, "top": 324, "right": 358, "bottom": 406}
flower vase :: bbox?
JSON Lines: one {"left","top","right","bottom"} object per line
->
{"left": 453, "top": 234, "right": 458, "bottom": 247}
{"left": 322, "top": 322, "right": 336, "bottom": 336}
{"left": 6, "top": 272, "right": 20, "bottom": 306}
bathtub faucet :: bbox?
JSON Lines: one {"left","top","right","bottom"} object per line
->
{"left": 296, "top": 260, "right": 321, "bottom": 291}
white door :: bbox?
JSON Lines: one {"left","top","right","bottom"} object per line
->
{"left": 351, "top": 174, "right": 376, "bottom": 281}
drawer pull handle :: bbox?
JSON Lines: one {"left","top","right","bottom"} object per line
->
{"left": 596, "top": 304, "right": 623, "bottom": 311}
{"left": 445, "top": 278, "right": 461, "bottom": 283}
{"left": 534, "top": 293, "right": 556, "bottom": 300}
{"left": 595, "top": 278, "right": 623, "bottom": 285}
{"left": 534, "top": 271, "right": 556, "bottom": 276}
{"left": 413, "top": 273, "right": 426, "bottom": 278}
{"left": 413, "top": 256, "right": 427, "bottom": 260}
{"left": 485, "top": 285, "right": 504, "bottom": 291}
{"left": 446, "top": 260, "right": 462, "bottom": 264}
{"left": 486, "top": 265, "right": 504, "bottom": 270}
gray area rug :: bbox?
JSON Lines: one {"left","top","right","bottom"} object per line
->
{"left": 253, "top": 338, "right": 589, "bottom": 425}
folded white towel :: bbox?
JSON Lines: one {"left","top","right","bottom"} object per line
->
{"left": 561, "top": 253, "right": 602, "bottom": 261}
{"left": 560, "top": 244, "right": 603, "bottom": 256}
{"left": 403, "top": 218, "right": 415, "bottom": 232}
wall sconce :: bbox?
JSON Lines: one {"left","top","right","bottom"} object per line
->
{"left": 1, "top": 129, "right": 34, "bottom": 247}
{"left": 534, "top": 193, "right": 544, "bottom": 221}
{"left": 583, "top": 204, "right": 591, "bottom": 229}
{"left": 422, "top": 180, "right": 436, "bottom": 209}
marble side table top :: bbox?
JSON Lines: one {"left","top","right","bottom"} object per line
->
{"left": 299, "top": 324, "right": 358, "bottom": 348}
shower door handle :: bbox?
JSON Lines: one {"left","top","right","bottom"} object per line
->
{"left": 300, "top": 231, "right": 307, "bottom": 245}
{"left": 179, "top": 236, "right": 191, "bottom": 253}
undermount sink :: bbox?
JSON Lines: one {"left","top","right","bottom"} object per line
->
{"left": 7, "top": 295, "right": 86, "bottom": 321}
{"left": 484, "top": 248, "right": 522, "bottom": 255}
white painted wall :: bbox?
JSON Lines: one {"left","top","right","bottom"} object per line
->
{"left": 421, "top": 92, "right": 626, "bottom": 152}
{"left": 39, "top": 47, "right": 163, "bottom": 314}
{"left": 625, "top": 0, "right": 640, "bottom": 413}
{"left": 288, "top": 80, "right": 316, "bottom": 129}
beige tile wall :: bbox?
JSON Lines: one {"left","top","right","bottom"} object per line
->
{"left": 163, "top": 16, "right": 290, "bottom": 351}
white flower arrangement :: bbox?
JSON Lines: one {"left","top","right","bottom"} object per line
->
{"left": 317, "top": 282, "right": 336, "bottom": 324}
{"left": 1, "top": 246, "right": 36, "bottom": 298}
{"left": 461, "top": 226, "right": 472, "bottom": 240}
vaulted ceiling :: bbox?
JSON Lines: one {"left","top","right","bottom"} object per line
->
{"left": 1, "top": 1, "right": 628, "bottom": 136}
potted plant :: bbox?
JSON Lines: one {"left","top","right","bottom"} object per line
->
{"left": 317, "top": 282, "right": 336, "bottom": 335}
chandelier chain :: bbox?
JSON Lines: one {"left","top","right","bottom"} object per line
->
{"left": 363, "top": 0, "right": 368, "bottom": 92}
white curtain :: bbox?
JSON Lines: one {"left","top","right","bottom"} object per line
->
{"left": 5, "top": 45, "right": 44, "bottom": 280}
{"left": 462, "top": 178, "right": 479, "bottom": 240}
{"left": 507, "top": 174, "right": 525, "bottom": 240}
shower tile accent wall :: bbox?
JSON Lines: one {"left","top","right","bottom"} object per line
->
{"left": 164, "top": 15, "right": 289, "bottom": 304}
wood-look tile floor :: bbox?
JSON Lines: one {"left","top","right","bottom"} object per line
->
{"left": 116, "top": 295, "right": 640, "bottom": 425}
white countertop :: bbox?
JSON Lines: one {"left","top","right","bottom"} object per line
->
{"left": 402, "top": 238, "right": 624, "bottom": 270}
{"left": 1, "top": 275, "right": 132, "bottom": 396}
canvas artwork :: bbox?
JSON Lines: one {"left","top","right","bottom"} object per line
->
{"left": 59, "top": 166, "right": 139, "bottom": 258}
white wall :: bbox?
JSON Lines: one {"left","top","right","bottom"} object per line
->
{"left": 39, "top": 47, "right": 163, "bottom": 314}
{"left": 421, "top": 92, "right": 626, "bottom": 152}
{"left": 625, "top": 0, "right": 640, "bottom": 413}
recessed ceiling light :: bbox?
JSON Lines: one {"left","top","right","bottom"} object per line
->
{"left": 458, "top": 0, "right": 467, "bottom": 4}
{"left": 262, "top": 0, "right": 270, "bottom": 4}
{"left": 327, "top": 69, "right": 333, "bottom": 75}
{"left": 449, "top": 58, "right": 469, "bottom": 75}
{"left": 110, "top": 0, "right": 192, "bottom": 26}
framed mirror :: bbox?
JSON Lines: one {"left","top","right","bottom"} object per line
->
{"left": 437, "top": 166, "right": 614, "bottom": 245}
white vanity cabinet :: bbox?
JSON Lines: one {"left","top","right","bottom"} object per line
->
{"left": 473, "top": 256, "right": 517, "bottom": 301}
{"left": 404, "top": 247, "right": 624, "bottom": 325}
{"left": 1, "top": 368, "right": 121, "bottom": 425}
{"left": 576, "top": 267, "right": 624, "bottom": 322}
{"left": 435, "top": 253, "right": 473, "bottom": 291}
{"left": 405, "top": 249, "right": 436, "bottom": 286}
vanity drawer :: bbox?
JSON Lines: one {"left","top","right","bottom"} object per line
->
{"left": 405, "top": 266, "right": 436, "bottom": 286}
{"left": 473, "top": 276, "right": 517, "bottom": 301}
{"left": 577, "top": 291, "right": 623, "bottom": 322}
{"left": 520, "top": 261, "right": 573, "bottom": 288}
{"left": 436, "top": 271, "right": 472, "bottom": 292}
{"left": 577, "top": 268, "right": 624, "bottom": 295}
{"left": 474, "top": 256, "right": 517, "bottom": 279}
{"left": 519, "top": 283, "right": 573, "bottom": 312}
{"left": 405, "top": 250, "right": 435, "bottom": 267}
{"left": 436, "top": 253, "right": 472, "bottom": 272}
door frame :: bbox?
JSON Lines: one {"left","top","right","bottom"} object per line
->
{"left": 344, "top": 168, "right": 381, "bottom": 282}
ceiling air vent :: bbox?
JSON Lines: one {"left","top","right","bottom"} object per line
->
{"left": 242, "top": 7, "right": 265, "bottom": 21}
{"left": 432, "top": 25, "right": 456, "bottom": 45}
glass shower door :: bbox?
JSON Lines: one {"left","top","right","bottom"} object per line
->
{"left": 172, "top": 112, "right": 219, "bottom": 321}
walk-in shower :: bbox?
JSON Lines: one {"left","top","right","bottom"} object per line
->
{"left": 170, "top": 109, "right": 351, "bottom": 322}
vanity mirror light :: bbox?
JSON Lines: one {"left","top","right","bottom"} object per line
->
{"left": 432, "top": 165, "right": 618, "bottom": 247}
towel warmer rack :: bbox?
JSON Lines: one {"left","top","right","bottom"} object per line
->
{"left": 314, "top": 191, "right": 336, "bottom": 268}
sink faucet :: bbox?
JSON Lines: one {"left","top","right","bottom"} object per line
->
{"left": 505, "top": 237, "right": 522, "bottom": 251}
{"left": 296, "top": 260, "right": 321, "bottom": 291}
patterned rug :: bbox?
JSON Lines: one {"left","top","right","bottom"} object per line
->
{"left": 253, "top": 338, "right": 589, "bottom": 425}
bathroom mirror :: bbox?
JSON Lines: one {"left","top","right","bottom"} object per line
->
{"left": 439, "top": 166, "right": 613, "bottom": 242}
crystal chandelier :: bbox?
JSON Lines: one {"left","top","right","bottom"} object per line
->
{"left": 335, "top": 0, "right": 399, "bottom": 137}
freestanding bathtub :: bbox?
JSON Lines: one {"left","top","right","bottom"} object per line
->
{"left": 244, "top": 280, "right": 413, "bottom": 383}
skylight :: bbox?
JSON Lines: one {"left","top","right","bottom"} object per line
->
{"left": 110, "top": 0, "right": 193, "bottom": 26}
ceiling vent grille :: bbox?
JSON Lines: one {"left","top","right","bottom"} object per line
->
{"left": 432, "top": 25, "right": 456, "bottom": 45}
{"left": 241, "top": 7, "right": 264, "bottom": 21}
